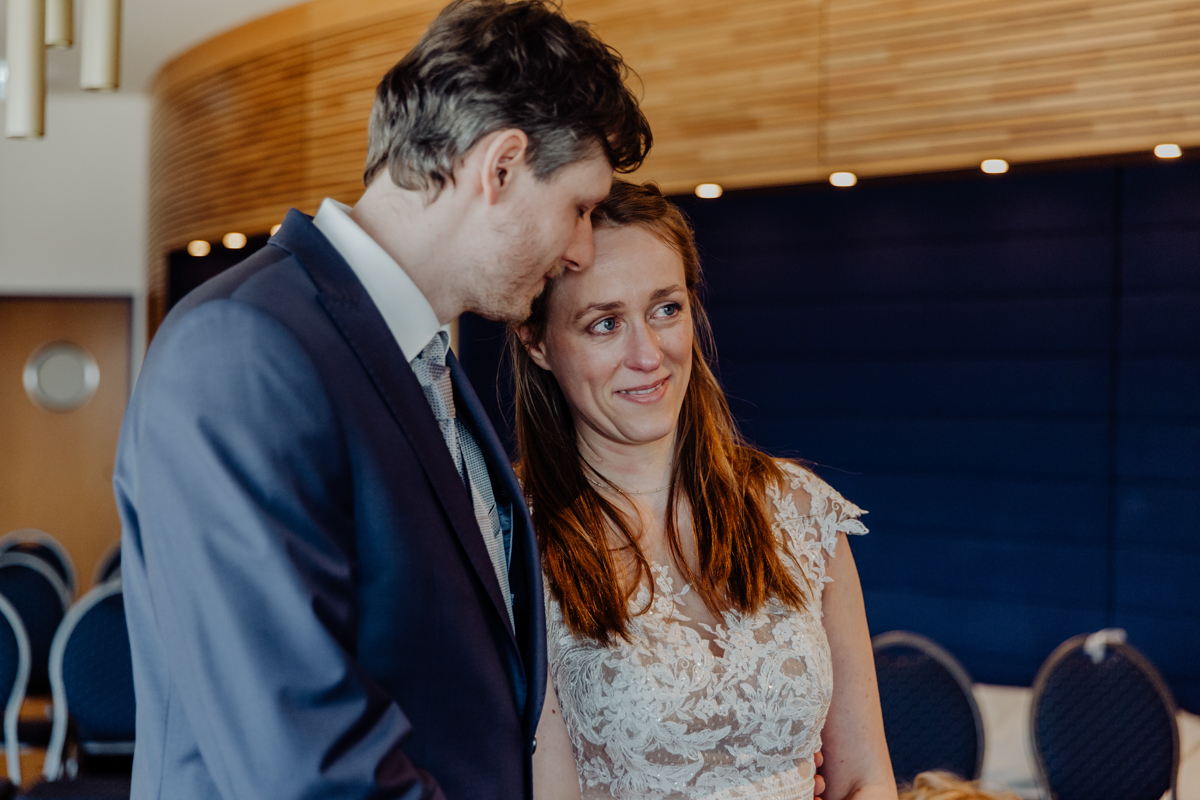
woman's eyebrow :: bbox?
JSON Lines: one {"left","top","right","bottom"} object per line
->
{"left": 573, "top": 300, "right": 623, "bottom": 322}
{"left": 650, "top": 285, "right": 684, "bottom": 301}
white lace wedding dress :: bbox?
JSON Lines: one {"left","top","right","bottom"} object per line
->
{"left": 546, "top": 463, "right": 868, "bottom": 800}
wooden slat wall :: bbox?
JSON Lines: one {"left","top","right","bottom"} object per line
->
{"left": 148, "top": 0, "right": 1200, "bottom": 332}
{"left": 571, "top": 0, "right": 821, "bottom": 189}
{"left": 825, "top": 0, "right": 1200, "bottom": 172}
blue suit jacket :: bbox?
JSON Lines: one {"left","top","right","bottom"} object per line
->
{"left": 114, "top": 210, "right": 546, "bottom": 800}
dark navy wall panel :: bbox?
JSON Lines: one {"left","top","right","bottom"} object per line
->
{"left": 1120, "top": 357, "right": 1200, "bottom": 416}
{"left": 1117, "top": 486, "right": 1200, "bottom": 550}
{"left": 683, "top": 170, "right": 1116, "bottom": 246}
{"left": 753, "top": 418, "right": 1109, "bottom": 480}
{"left": 864, "top": 589, "right": 1107, "bottom": 687}
{"left": 1115, "top": 547, "right": 1200, "bottom": 617}
{"left": 1123, "top": 161, "right": 1200, "bottom": 226}
{"left": 709, "top": 297, "right": 1112, "bottom": 357}
{"left": 1122, "top": 296, "right": 1200, "bottom": 354}
{"left": 1123, "top": 230, "right": 1200, "bottom": 290}
{"left": 701, "top": 234, "right": 1115, "bottom": 303}
{"left": 1114, "top": 160, "right": 1200, "bottom": 713}
{"left": 1118, "top": 423, "right": 1200, "bottom": 483}
{"left": 833, "top": 474, "right": 1108, "bottom": 545}
{"left": 457, "top": 159, "right": 1200, "bottom": 711}
{"left": 720, "top": 357, "right": 1110, "bottom": 416}
{"left": 856, "top": 534, "right": 1107, "bottom": 607}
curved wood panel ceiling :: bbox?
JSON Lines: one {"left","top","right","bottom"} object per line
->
{"left": 149, "top": 0, "right": 1200, "bottom": 330}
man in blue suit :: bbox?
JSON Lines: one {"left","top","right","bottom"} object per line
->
{"left": 113, "top": 3, "right": 651, "bottom": 798}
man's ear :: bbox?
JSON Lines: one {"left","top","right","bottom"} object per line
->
{"left": 518, "top": 324, "right": 552, "bottom": 371}
{"left": 481, "top": 129, "right": 530, "bottom": 205}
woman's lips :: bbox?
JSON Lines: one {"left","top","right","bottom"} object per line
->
{"left": 615, "top": 378, "right": 668, "bottom": 403}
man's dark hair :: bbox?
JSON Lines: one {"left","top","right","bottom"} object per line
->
{"left": 363, "top": 0, "right": 652, "bottom": 194}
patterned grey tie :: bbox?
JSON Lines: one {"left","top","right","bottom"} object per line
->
{"left": 411, "top": 332, "right": 513, "bottom": 627}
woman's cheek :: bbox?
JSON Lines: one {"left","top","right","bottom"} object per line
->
{"left": 666, "top": 327, "right": 693, "bottom": 364}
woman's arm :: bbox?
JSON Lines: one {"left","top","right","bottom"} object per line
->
{"left": 533, "top": 678, "right": 583, "bottom": 800}
{"left": 819, "top": 532, "right": 898, "bottom": 800}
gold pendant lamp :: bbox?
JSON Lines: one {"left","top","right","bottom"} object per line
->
{"left": 4, "top": 0, "right": 122, "bottom": 139}
{"left": 80, "top": 0, "right": 121, "bottom": 91}
{"left": 45, "top": 0, "right": 74, "bottom": 48}
{"left": 4, "top": 0, "right": 47, "bottom": 138}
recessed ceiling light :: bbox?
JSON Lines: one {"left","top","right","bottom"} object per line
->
{"left": 981, "top": 159, "right": 1009, "bottom": 174}
{"left": 1154, "top": 144, "right": 1182, "bottom": 159}
{"left": 187, "top": 240, "right": 211, "bottom": 257}
{"left": 270, "top": 224, "right": 282, "bottom": 235}
{"left": 829, "top": 172, "right": 857, "bottom": 187}
{"left": 223, "top": 232, "right": 248, "bottom": 250}
{"left": 695, "top": 183, "right": 723, "bottom": 199}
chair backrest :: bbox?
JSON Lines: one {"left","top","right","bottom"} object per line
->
{"left": 92, "top": 542, "right": 122, "bottom": 586}
{"left": 872, "top": 630, "right": 985, "bottom": 784}
{"left": 0, "top": 529, "right": 77, "bottom": 599}
{"left": 44, "top": 580, "right": 135, "bottom": 781}
{"left": 1030, "top": 632, "right": 1178, "bottom": 800}
{"left": 0, "top": 553, "right": 71, "bottom": 695}
{"left": 0, "top": 595, "right": 31, "bottom": 785}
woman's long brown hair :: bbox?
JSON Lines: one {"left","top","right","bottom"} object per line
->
{"left": 511, "top": 180, "right": 808, "bottom": 644}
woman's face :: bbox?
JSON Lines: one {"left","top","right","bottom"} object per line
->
{"left": 525, "top": 224, "right": 693, "bottom": 450}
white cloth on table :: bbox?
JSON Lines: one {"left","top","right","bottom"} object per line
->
{"left": 973, "top": 683, "right": 1200, "bottom": 800}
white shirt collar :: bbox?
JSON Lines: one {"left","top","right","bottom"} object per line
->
{"left": 313, "top": 198, "right": 448, "bottom": 363}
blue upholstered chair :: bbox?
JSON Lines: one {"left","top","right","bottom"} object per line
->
{"left": 1030, "top": 630, "right": 1178, "bottom": 800}
{"left": 872, "top": 630, "right": 984, "bottom": 784}
{"left": 90, "top": 545, "right": 121, "bottom": 587}
{"left": 0, "top": 530, "right": 77, "bottom": 600}
{"left": 0, "top": 595, "right": 31, "bottom": 787}
{"left": 0, "top": 554, "right": 71, "bottom": 698}
{"left": 42, "top": 580, "right": 135, "bottom": 783}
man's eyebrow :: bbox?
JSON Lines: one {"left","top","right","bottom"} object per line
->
{"left": 573, "top": 300, "right": 623, "bottom": 322}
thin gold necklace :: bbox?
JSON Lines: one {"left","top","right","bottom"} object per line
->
{"left": 585, "top": 463, "right": 670, "bottom": 496}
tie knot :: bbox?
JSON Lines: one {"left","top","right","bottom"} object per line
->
{"left": 413, "top": 331, "right": 455, "bottom": 424}
{"left": 418, "top": 331, "right": 449, "bottom": 368}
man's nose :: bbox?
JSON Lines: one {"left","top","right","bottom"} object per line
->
{"left": 561, "top": 214, "right": 595, "bottom": 272}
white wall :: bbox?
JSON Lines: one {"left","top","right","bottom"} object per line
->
{"left": 0, "top": 92, "right": 150, "bottom": 369}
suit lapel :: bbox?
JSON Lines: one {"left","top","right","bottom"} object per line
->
{"left": 271, "top": 210, "right": 517, "bottom": 643}
{"left": 450, "top": 353, "right": 546, "bottom": 725}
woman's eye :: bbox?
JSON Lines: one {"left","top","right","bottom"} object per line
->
{"left": 655, "top": 303, "right": 681, "bottom": 318}
{"left": 591, "top": 317, "right": 617, "bottom": 334}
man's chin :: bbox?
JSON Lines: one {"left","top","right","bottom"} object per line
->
{"left": 468, "top": 296, "right": 533, "bottom": 326}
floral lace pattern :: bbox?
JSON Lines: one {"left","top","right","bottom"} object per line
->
{"left": 546, "top": 463, "right": 868, "bottom": 800}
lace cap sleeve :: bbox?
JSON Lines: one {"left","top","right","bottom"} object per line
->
{"left": 771, "top": 461, "right": 868, "bottom": 592}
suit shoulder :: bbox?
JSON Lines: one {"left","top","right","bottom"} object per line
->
{"left": 152, "top": 246, "right": 326, "bottom": 359}
{"left": 164, "top": 243, "right": 294, "bottom": 325}
{"left": 152, "top": 293, "right": 310, "bottom": 365}
{"left": 138, "top": 297, "right": 332, "bottom": 421}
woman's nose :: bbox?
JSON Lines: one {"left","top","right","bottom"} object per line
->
{"left": 625, "top": 320, "right": 663, "bottom": 372}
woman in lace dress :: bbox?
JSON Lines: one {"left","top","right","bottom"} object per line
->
{"left": 513, "top": 180, "right": 896, "bottom": 800}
